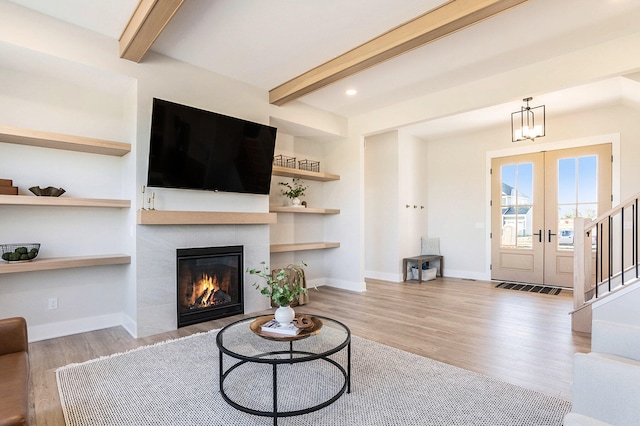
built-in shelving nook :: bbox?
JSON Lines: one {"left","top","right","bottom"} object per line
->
{"left": 269, "top": 166, "right": 341, "bottom": 252}
{"left": 0, "top": 125, "right": 132, "bottom": 274}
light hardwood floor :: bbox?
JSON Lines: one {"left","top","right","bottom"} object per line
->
{"left": 28, "top": 277, "right": 590, "bottom": 425}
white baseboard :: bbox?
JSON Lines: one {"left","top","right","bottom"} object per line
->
{"left": 364, "top": 269, "right": 490, "bottom": 282}
{"left": 438, "top": 269, "right": 489, "bottom": 281}
{"left": 120, "top": 313, "right": 137, "bottom": 338}
{"left": 365, "top": 270, "right": 402, "bottom": 282}
{"left": 593, "top": 279, "right": 640, "bottom": 309}
{"left": 312, "top": 278, "right": 366, "bottom": 292}
{"left": 28, "top": 312, "right": 124, "bottom": 342}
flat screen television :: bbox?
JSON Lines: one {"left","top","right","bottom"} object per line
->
{"left": 147, "top": 98, "right": 277, "bottom": 195}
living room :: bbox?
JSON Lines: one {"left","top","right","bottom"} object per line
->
{"left": 3, "top": 0, "right": 640, "bottom": 340}
{"left": 3, "top": 0, "right": 640, "bottom": 424}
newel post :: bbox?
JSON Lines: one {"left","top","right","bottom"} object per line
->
{"left": 573, "top": 217, "right": 587, "bottom": 307}
{"left": 572, "top": 217, "right": 593, "bottom": 333}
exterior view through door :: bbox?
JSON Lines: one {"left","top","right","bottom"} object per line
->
{"left": 491, "top": 144, "right": 611, "bottom": 288}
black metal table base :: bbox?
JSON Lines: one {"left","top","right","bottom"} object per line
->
{"left": 219, "top": 346, "right": 350, "bottom": 425}
{"left": 218, "top": 324, "right": 351, "bottom": 426}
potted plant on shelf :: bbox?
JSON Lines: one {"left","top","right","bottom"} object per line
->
{"left": 279, "top": 178, "right": 307, "bottom": 207}
{"left": 248, "top": 261, "right": 307, "bottom": 325}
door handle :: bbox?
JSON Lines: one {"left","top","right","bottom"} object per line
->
{"left": 533, "top": 230, "right": 542, "bottom": 243}
{"left": 548, "top": 229, "right": 557, "bottom": 243}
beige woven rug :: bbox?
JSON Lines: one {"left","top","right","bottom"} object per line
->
{"left": 57, "top": 329, "right": 570, "bottom": 425}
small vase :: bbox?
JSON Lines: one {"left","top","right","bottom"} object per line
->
{"left": 274, "top": 305, "right": 295, "bottom": 325}
{"left": 291, "top": 197, "right": 302, "bottom": 207}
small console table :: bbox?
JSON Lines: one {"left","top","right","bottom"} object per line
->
{"left": 402, "top": 255, "right": 444, "bottom": 282}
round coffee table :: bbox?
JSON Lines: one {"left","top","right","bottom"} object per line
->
{"left": 216, "top": 314, "right": 351, "bottom": 425}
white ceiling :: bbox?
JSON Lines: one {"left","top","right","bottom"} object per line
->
{"left": 7, "top": 0, "right": 640, "bottom": 138}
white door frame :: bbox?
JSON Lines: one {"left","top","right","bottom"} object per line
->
{"left": 484, "top": 133, "right": 621, "bottom": 282}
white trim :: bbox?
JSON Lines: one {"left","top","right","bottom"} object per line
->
{"left": 318, "top": 278, "right": 367, "bottom": 292}
{"left": 441, "top": 269, "right": 491, "bottom": 282}
{"left": 593, "top": 280, "right": 640, "bottom": 309}
{"left": 121, "top": 313, "right": 137, "bottom": 338}
{"left": 365, "top": 270, "right": 402, "bottom": 282}
{"left": 29, "top": 312, "right": 124, "bottom": 342}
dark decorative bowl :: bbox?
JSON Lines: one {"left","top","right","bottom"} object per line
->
{"left": 29, "top": 186, "right": 65, "bottom": 197}
{"left": 1, "top": 243, "right": 40, "bottom": 262}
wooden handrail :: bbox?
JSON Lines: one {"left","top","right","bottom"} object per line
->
{"left": 583, "top": 193, "right": 640, "bottom": 231}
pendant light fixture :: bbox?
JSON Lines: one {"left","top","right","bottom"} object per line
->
{"left": 511, "top": 97, "right": 545, "bottom": 142}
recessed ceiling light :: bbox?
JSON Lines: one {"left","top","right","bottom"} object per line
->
{"left": 345, "top": 89, "right": 357, "bottom": 96}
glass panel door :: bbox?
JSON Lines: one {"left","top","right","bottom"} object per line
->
{"left": 491, "top": 153, "right": 544, "bottom": 284}
{"left": 544, "top": 145, "right": 611, "bottom": 287}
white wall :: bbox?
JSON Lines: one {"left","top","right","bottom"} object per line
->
{"left": 364, "top": 130, "right": 429, "bottom": 281}
{"left": 425, "top": 126, "right": 497, "bottom": 280}
{"left": 398, "top": 131, "right": 429, "bottom": 263}
{"left": 364, "top": 131, "right": 400, "bottom": 281}
{"left": 593, "top": 284, "right": 640, "bottom": 328}
{"left": 314, "top": 125, "right": 364, "bottom": 292}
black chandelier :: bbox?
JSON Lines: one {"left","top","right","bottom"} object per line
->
{"left": 511, "top": 97, "right": 545, "bottom": 142}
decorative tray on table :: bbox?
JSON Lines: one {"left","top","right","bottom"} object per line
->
{"left": 249, "top": 315, "right": 323, "bottom": 341}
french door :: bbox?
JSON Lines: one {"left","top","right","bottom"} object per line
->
{"left": 491, "top": 144, "right": 611, "bottom": 287}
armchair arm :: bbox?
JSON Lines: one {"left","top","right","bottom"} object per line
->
{"left": 0, "top": 317, "right": 28, "bottom": 356}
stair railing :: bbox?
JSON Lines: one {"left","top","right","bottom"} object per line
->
{"left": 574, "top": 193, "right": 640, "bottom": 328}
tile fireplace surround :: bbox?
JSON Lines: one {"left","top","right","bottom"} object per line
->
{"left": 135, "top": 223, "right": 270, "bottom": 337}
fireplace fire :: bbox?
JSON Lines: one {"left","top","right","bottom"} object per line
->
{"left": 177, "top": 245, "right": 244, "bottom": 327}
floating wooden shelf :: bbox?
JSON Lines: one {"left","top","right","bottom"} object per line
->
{"left": 137, "top": 209, "right": 277, "bottom": 225}
{"left": 270, "top": 242, "right": 340, "bottom": 253}
{"left": 0, "top": 125, "right": 131, "bottom": 157}
{"left": 272, "top": 166, "right": 340, "bottom": 182}
{"left": 0, "top": 195, "right": 130, "bottom": 208}
{"left": 269, "top": 206, "right": 340, "bottom": 214}
{"left": 0, "top": 254, "right": 131, "bottom": 274}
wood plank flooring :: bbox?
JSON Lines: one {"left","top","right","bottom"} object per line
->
{"left": 27, "top": 277, "right": 591, "bottom": 425}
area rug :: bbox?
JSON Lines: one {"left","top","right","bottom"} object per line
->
{"left": 57, "top": 330, "right": 570, "bottom": 426}
{"left": 496, "top": 281, "right": 563, "bottom": 295}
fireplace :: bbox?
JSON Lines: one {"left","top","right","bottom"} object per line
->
{"left": 176, "top": 245, "right": 244, "bottom": 328}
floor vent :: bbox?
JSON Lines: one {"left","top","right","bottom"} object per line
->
{"left": 495, "top": 282, "right": 563, "bottom": 295}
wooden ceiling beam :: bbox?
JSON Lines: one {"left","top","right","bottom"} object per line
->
{"left": 269, "top": 0, "right": 529, "bottom": 106}
{"left": 119, "top": 0, "right": 186, "bottom": 62}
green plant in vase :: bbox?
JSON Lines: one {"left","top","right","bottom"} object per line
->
{"left": 279, "top": 178, "right": 307, "bottom": 207}
{"left": 248, "top": 261, "right": 307, "bottom": 324}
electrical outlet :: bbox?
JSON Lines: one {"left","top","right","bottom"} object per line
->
{"left": 48, "top": 297, "right": 58, "bottom": 310}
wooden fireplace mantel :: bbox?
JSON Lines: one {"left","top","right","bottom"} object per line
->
{"left": 137, "top": 209, "right": 277, "bottom": 225}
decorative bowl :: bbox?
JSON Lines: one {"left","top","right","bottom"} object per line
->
{"left": 1, "top": 244, "right": 41, "bottom": 262}
{"left": 29, "top": 186, "right": 65, "bottom": 197}
{"left": 292, "top": 315, "right": 315, "bottom": 330}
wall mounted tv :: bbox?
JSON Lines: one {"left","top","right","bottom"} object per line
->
{"left": 147, "top": 98, "right": 277, "bottom": 195}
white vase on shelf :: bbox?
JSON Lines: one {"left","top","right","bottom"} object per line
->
{"left": 291, "top": 197, "right": 302, "bottom": 207}
{"left": 274, "top": 305, "right": 295, "bottom": 325}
